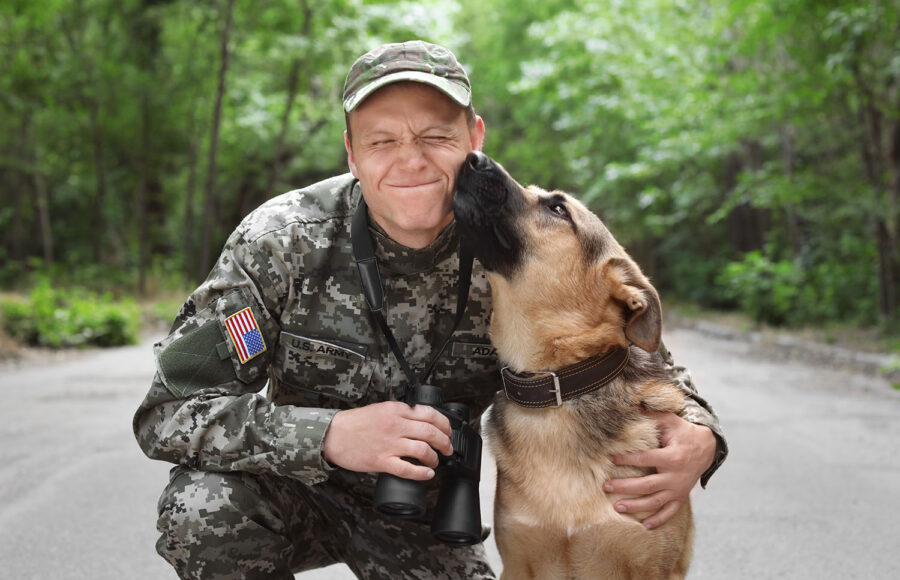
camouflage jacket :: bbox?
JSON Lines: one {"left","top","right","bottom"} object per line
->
{"left": 133, "top": 174, "right": 727, "bottom": 488}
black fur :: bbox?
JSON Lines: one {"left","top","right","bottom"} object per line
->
{"left": 454, "top": 152, "right": 527, "bottom": 278}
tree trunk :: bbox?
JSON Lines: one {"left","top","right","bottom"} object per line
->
{"left": 263, "top": 57, "right": 301, "bottom": 199}
{"left": 133, "top": 1, "right": 166, "bottom": 296}
{"left": 199, "top": 0, "right": 236, "bottom": 283}
{"left": 88, "top": 98, "right": 107, "bottom": 263}
{"left": 137, "top": 94, "right": 150, "bottom": 295}
{"left": 263, "top": 0, "right": 311, "bottom": 200}
{"left": 184, "top": 125, "right": 200, "bottom": 284}
{"left": 6, "top": 167, "right": 27, "bottom": 264}
{"left": 880, "top": 104, "right": 900, "bottom": 326}
{"left": 60, "top": 2, "right": 108, "bottom": 265}
{"left": 9, "top": 119, "right": 29, "bottom": 264}
{"left": 780, "top": 124, "right": 802, "bottom": 258}
{"left": 858, "top": 91, "right": 898, "bottom": 326}
{"left": 21, "top": 112, "right": 54, "bottom": 267}
{"left": 181, "top": 23, "right": 205, "bottom": 285}
{"left": 34, "top": 167, "right": 54, "bottom": 266}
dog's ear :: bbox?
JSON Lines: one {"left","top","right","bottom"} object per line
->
{"left": 601, "top": 257, "right": 662, "bottom": 353}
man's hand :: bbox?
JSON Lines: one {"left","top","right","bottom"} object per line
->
{"left": 603, "top": 411, "right": 716, "bottom": 530}
{"left": 322, "top": 401, "right": 453, "bottom": 481}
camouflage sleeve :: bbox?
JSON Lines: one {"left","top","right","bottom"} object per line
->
{"left": 133, "top": 228, "right": 338, "bottom": 485}
{"left": 658, "top": 340, "right": 728, "bottom": 488}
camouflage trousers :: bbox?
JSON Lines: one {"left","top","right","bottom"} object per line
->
{"left": 156, "top": 466, "right": 496, "bottom": 579}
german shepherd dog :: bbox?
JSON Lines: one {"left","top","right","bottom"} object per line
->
{"left": 453, "top": 152, "right": 693, "bottom": 579}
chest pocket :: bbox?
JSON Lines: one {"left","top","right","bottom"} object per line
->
{"left": 430, "top": 340, "right": 501, "bottom": 403}
{"left": 272, "top": 331, "right": 374, "bottom": 402}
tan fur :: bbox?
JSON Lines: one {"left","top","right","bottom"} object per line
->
{"left": 482, "top": 185, "right": 693, "bottom": 579}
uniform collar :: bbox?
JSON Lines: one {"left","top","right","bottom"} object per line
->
{"left": 369, "top": 216, "right": 459, "bottom": 276}
{"left": 352, "top": 183, "right": 460, "bottom": 276}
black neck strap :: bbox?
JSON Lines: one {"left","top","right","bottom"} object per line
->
{"left": 351, "top": 197, "right": 474, "bottom": 402}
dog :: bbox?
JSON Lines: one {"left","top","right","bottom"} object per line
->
{"left": 453, "top": 152, "right": 693, "bottom": 579}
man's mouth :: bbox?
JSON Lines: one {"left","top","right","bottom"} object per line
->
{"left": 385, "top": 179, "right": 442, "bottom": 190}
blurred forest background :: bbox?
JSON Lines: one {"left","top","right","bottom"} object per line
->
{"left": 1, "top": 0, "right": 899, "bottom": 349}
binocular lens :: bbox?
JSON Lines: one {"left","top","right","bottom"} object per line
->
{"left": 377, "top": 502, "right": 425, "bottom": 517}
{"left": 431, "top": 477, "right": 481, "bottom": 545}
{"left": 433, "top": 530, "right": 480, "bottom": 544}
{"left": 372, "top": 473, "right": 427, "bottom": 518}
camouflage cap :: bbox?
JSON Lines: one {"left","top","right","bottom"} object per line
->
{"left": 342, "top": 40, "right": 472, "bottom": 113}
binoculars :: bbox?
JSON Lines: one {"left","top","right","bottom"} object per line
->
{"left": 372, "top": 384, "right": 484, "bottom": 545}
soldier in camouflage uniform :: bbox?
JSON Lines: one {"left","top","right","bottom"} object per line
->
{"left": 133, "top": 40, "right": 728, "bottom": 579}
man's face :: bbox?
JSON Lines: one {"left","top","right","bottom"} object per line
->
{"left": 345, "top": 82, "right": 485, "bottom": 249}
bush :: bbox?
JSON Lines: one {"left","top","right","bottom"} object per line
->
{"left": 0, "top": 279, "right": 141, "bottom": 348}
{"left": 716, "top": 251, "right": 805, "bottom": 326}
{"left": 715, "top": 240, "right": 881, "bottom": 328}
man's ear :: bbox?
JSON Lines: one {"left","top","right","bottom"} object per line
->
{"left": 470, "top": 115, "right": 486, "bottom": 152}
{"left": 344, "top": 130, "right": 359, "bottom": 178}
{"left": 601, "top": 257, "right": 662, "bottom": 353}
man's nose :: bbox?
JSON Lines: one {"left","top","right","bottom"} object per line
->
{"left": 396, "top": 139, "right": 428, "bottom": 168}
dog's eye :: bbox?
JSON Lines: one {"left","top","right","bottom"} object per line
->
{"left": 548, "top": 203, "right": 570, "bottom": 219}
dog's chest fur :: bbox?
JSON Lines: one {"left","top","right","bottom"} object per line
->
{"left": 486, "top": 350, "right": 683, "bottom": 529}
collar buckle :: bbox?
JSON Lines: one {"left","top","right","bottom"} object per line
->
{"left": 501, "top": 367, "right": 563, "bottom": 407}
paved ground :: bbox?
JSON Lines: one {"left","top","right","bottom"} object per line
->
{"left": 0, "top": 326, "right": 898, "bottom": 579}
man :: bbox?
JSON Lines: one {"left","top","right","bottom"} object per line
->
{"left": 134, "top": 40, "right": 727, "bottom": 579}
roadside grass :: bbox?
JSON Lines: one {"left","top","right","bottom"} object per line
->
{"left": 666, "top": 302, "right": 900, "bottom": 355}
{"left": 0, "top": 278, "right": 192, "bottom": 360}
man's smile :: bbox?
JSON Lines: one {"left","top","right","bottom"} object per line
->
{"left": 384, "top": 179, "right": 443, "bottom": 190}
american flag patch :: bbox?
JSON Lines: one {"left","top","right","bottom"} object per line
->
{"left": 224, "top": 307, "right": 267, "bottom": 363}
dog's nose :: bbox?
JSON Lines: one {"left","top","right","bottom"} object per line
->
{"left": 466, "top": 151, "right": 491, "bottom": 172}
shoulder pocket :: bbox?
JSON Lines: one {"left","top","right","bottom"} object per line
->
{"left": 156, "top": 287, "right": 274, "bottom": 397}
{"left": 157, "top": 320, "right": 237, "bottom": 397}
{"left": 272, "top": 332, "right": 374, "bottom": 402}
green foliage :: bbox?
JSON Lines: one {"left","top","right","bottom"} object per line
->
{"left": 455, "top": 0, "right": 896, "bottom": 330}
{"left": 0, "top": 279, "right": 141, "bottom": 348}
{"left": 717, "top": 251, "right": 805, "bottom": 326}
{"left": 716, "top": 242, "right": 880, "bottom": 327}
{"left": 147, "top": 297, "right": 189, "bottom": 328}
{"left": 1, "top": 0, "right": 897, "bottom": 335}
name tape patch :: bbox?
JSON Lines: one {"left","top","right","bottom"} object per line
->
{"left": 225, "top": 307, "right": 267, "bottom": 363}
{"left": 450, "top": 341, "right": 497, "bottom": 359}
{"left": 285, "top": 335, "right": 365, "bottom": 361}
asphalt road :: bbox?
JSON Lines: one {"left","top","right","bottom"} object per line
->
{"left": 0, "top": 326, "right": 897, "bottom": 579}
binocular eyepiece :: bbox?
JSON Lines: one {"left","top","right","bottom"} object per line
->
{"left": 372, "top": 385, "right": 484, "bottom": 545}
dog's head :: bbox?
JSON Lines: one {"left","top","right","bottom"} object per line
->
{"left": 454, "top": 152, "right": 661, "bottom": 370}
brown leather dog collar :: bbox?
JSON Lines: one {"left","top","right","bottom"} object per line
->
{"left": 500, "top": 348, "right": 630, "bottom": 408}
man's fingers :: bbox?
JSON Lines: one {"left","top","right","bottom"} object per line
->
{"left": 403, "top": 419, "right": 453, "bottom": 457}
{"left": 403, "top": 404, "right": 453, "bottom": 456}
{"left": 322, "top": 401, "right": 455, "bottom": 474}
{"left": 603, "top": 473, "right": 663, "bottom": 496}
{"left": 612, "top": 448, "right": 664, "bottom": 469}
{"left": 402, "top": 438, "right": 441, "bottom": 469}
{"left": 612, "top": 490, "right": 671, "bottom": 517}
{"left": 641, "top": 500, "right": 682, "bottom": 530}
{"left": 406, "top": 403, "right": 452, "bottom": 435}
{"left": 384, "top": 456, "right": 436, "bottom": 481}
